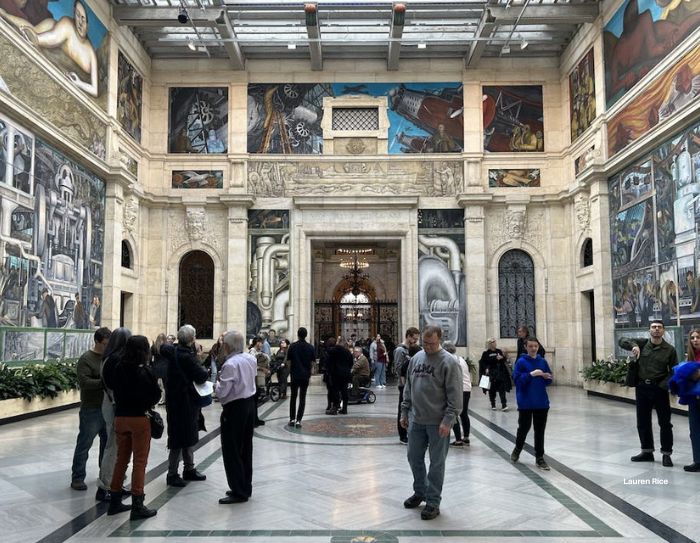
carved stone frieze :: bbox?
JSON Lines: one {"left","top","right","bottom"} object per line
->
{"left": 169, "top": 209, "right": 225, "bottom": 256}
{"left": 506, "top": 208, "right": 527, "bottom": 240}
{"left": 123, "top": 195, "right": 139, "bottom": 233}
{"left": 487, "top": 206, "right": 544, "bottom": 253}
{"left": 574, "top": 193, "right": 591, "bottom": 232}
{"left": 247, "top": 159, "right": 463, "bottom": 197}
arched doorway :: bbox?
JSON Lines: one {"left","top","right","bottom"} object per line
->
{"left": 178, "top": 250, "right": 214, "bottom": 339}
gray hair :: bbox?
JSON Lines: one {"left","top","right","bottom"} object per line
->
{"left": 223, "top": 330, "right": 244, "bottom": 354}
{"left": 442, "top": 341, "right": 456, "bottom": 354}
{"left": 177, "top": 324, "right": 196, "bottom": 345}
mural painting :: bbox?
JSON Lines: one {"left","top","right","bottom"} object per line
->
{"left": 608, "top": 42, "right": 700, "bottom": 157}
{"left": 247, "top": 210, "right": 290, "bottom": 341}
{"left": 569, "top": 48, "right": 596, "bottom": 142}
{"left": 417, "top": 209, "right": 466, "bottom": 346}
{"left": 247, "top": 83, "right": 463, "bottom": 154}
{"left": 0, "top": 116, "right": 105, "bottom": 361}
{"left": 0, "top": 33, "right": 107, "bottom": 159}
{"left": 603, "top": 0, "right": 700, "bottom": 109}
{"left": 482, "top": 85, "right": 544, "bottom": 152}
{"left": 574, "top": 146, "right": 596, "bottom": 176}
{"left": 0, "top": 0, "right": 109, "bottom": 108}
{"left": 610, "top": 119, "right": 700, "bottom": 330}
{"left": 168, "top": 87, "right": 228, "bottom": 154}
{"left": 488, "top": 169, "right": 541, "bottom": 187}
{"left": 0, "top": 116, "right": 34, "bottom": 193}
{"left": 172, "top": 170, "right": 223, "bottom": 189}
{"left": 117, "top": 51, "right": 143, "bottom": 143}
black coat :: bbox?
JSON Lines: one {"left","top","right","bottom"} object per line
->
{"left": 479, "top": 348, "right": 512, "bottom": 392}
{"left": 161, "top": 344, "right": 209, "bottom": 450}
{"left": 327, "top": 345, "right": 353, "bottom": 384}
{"left": 288, "top": 339, "right": 315, "bottom": 383}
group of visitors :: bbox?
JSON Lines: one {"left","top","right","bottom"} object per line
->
{"left": 68, "top": 317, "right": 700, "bottom": 523}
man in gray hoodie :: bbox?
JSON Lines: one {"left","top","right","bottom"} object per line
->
{"left": 400, "top": 325, "right": 462, "bottom": 520}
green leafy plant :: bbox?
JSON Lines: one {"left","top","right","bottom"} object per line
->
{"left": 580, "top": 357, "right": 630, "bottom": 385}
{"left": 0, "top": 361, "right": 78, "bottom": 401}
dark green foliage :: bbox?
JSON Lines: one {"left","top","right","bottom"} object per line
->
{"left": 580, "top": 358, "right": 630, "bottom": 385}
{"left": 0, "top": 361, "right": 79, "bottom": 401}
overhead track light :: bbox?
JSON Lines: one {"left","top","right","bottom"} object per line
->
{"left": 520, "top": 40, "right": 528, "bottom": 50}
{"left": 178, "top": 7, "right": 189, "bottom": 24}
{"left": 417, "top": 42, "right": 426, "bottom": 49}
{"left": 187, "top": 39, "right": 197, "bottom": 51}
{"left": 501, "top": 44, "right": 510, "bottom": 54}
{"left": 287, "top": 42, "right": 297, "bottom": 50}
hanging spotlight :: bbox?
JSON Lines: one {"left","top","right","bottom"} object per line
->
{"left": 520, "top": 40, "right": 529, "bottom": 50}
{"left": 417, "top": 42, "right": 427, "bottom": 49}
{"left": 287, "top": 42, "right": 297, "bottom": 50}
{"left": 178, "top": 7, "right": 189, "bottom": 24}
{"left": 187, "top": 38, "right": 197, "bottom": 51}
{"left": 501, "top": 44, "right": 511, "bottom": 54}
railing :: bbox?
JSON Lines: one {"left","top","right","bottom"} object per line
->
{"left": 0, "top": 327, "right": 94, "bottom": 367}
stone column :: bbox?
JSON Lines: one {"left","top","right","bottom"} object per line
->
{"left": 462, "top": 204, "right": 487, "bottom": 353}
{"left": 589, "top": 174, "right": 615, "bottom": 358}
{"left": 102, "top": 178, "right": 125, "bottom": 330}
{"left": 222, "top": 197, "right": 253, "bottom": 332}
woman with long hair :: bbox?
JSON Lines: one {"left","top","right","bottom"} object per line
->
{"left": 669, "top": 328, "right": 700, "bottom": 472}
{"left": 105, "top": 335, "right": 161, "bottom": 518}
{"left": 97, "top": 327, "right": 132, "bottom": 501}
{"left": 272, "top": 338, "right": 290, "bottom": 399}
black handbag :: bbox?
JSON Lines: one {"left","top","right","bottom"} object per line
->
{"left": 625, "top": 357, "right": 639, "bottom": 388}
{"left": 147, "top": 409, "right": 164, "bottom": 439}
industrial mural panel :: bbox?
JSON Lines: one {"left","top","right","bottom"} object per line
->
{"left": 168, "top": 87, "right": 228, "bottom": 154}
{"left": 171, "top": 170, "right": 223, "bottom": 189}
{"left": 417, "top": 209, "right": 466, "bottom": 346}
{"left": 607, "top": 42, "right": 700, "bottom": 157}
{"left": 482, "top": 85, "right": 544, "bottom": 152}
{"left": 569, "top": 48, "right": 596, "bottom": 142}
{"left": 247, "top": 210, "right": 290, "bottom": 341}
{"left": 609, "top": 119, "right": 700, "bottom": 329}
{"left": 0, "top": 117, "right": 105, "bottom": 361}
{"left": 117, "top": 51, "right": 143, "bottom": 143}
{"left": 488, "top": 169, "right": 541, "bottom": 187}
{"left": 247, "top": 83, "right": 463, "bottom": 154}
{"left": 0, "top": 0, "right": 109, "bottom": 108}
{"left": 603, "top": 0, "right": 700, "bottom": 109}
{"left": 0, "top": 117, "right": 34, "bottom": 193}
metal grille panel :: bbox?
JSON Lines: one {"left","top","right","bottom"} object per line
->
{"left": 499, "top": 249, "right": 536, "bottom": 338}
{"left": 332, "top": 108, "right": 379, "bottom": 131}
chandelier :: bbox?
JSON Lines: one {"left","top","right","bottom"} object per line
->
{"left": 341, "top": 253, "right": 369, "bottom": 297}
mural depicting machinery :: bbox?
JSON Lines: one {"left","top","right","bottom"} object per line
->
{"left": 482, "top": 86, "right": 544, "bottom": 153}
{"left": 0, "top": 115, "right": 104, "bottom": 361}
{"left": 417, "top": 209, "right": 466, "bottom": 346}
{"left": 247, "top": 210, "right": 290, "bottom": 340}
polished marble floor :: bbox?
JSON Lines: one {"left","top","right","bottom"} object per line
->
{"left": 1, "top": 384, "right": 698, "bottom": 543}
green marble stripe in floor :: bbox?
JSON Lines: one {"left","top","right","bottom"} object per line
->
{"left": 468, "top": 427, "right": 620, "bottom": 538}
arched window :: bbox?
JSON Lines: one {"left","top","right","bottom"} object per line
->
{"left": 499, "top": 249, "right": 536, "bottom": 338}
{"left": 581, "top": 238, "right": 593, "bottom": 267}
{"left": 178, "top": 250, "right": 214, "bottom": 339}
{"left": 121, "top": 240, "right": 132, "bottom": 269}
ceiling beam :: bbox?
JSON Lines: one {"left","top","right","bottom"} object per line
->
{"left": 213, "top": 1, "right": 246, "bottom": 70}
{"left": 465, "top": 6, "right": 497, "bottom": 68}
{"left": 489, "top": 4, "right": 598, "bottom": 26}
{"left": 112, "top": 6, "right": 220, "bottom": 27}
{"left": 305, "top": 3, "right": 323, "bottom": 71}
{"left": 387, "top": 3, "right": 406, "bottom": 71}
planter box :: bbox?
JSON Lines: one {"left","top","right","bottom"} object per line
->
{"left": 583, "top": 380, "right": 688, "bottom": 413}
{"left": 0, "top": 389, "right": 80, "bottom": 423}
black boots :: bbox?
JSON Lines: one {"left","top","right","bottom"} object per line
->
{"left": 107, "top": 491, "right": 131, "bottom": 516}
{"left": 130, "top": 494, "right": 157, "bottom": 520}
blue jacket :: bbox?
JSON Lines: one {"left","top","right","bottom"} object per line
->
{"left": 668, "top": 361, "right": 700, "bottom": 405}
{"left": 513, "top": 354, "right": 552, "bottom": 410}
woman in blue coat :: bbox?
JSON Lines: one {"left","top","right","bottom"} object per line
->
{"left": 511, "top": 337, "right": 553, "bottom": 471}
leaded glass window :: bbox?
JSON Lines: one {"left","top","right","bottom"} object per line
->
{"left": 178, "top": 250, "right": 214, "bottom": 339}
{"left": 499, "top": 249, "right": 535, "bottom": 338}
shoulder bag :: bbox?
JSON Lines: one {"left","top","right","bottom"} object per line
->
{"left": 625, "top": 356, "right": 639, "bottom": 388}
{"left": 147, "top": 409, "right": 164, "bottom": 439}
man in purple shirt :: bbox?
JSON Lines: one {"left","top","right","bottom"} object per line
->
{"left": 215, "top": 330, "right": 257, "bottom": 504}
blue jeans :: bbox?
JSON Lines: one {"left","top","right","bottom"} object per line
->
{"left": 375, "top": 362, "right": 386, "bottom": 386}
{"left": 689, "top": 398, "right": 700, "bottom": 464}
{"left": 407, "top": 421, "right": 450, "bottom": 507}
{"left": 71, "top": 406, "right": 107, "bottom": 482}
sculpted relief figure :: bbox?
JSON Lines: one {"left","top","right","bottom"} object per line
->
{"left": 0, "top": 0, "right": 99, "bottom": 97}
{"left": 506, "top": 209, "right": 527, "bottom": 240}
{"left": 574, "top": 193, "right": 591, "bottom": 232}
{"left": 185, "top": 209, "right": 206, "bottom": 242}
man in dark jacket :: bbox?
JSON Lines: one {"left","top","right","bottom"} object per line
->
{"left": 161, "top": 324, "right": 210, "bottom": 486}
{"left": 287, "top": 327, "right": 315, "bottom": 428}
{"left": 328, "top": 341, "right": 353, "bottom": 414}
{"left": 619, "top": 320, "right": 678, "bottom": 467}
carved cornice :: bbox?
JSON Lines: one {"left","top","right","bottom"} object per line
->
{"left": 293, "top": 195, "right": 419, "bottom": 209}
